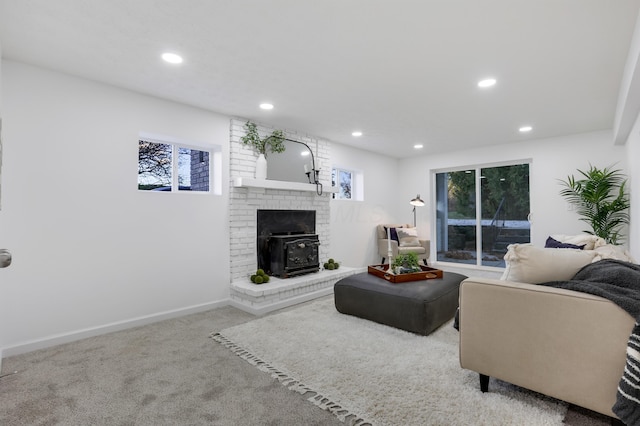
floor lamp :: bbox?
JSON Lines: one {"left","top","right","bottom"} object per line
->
{"left": 410, "top": 194, "right": 425, "bottom": 227}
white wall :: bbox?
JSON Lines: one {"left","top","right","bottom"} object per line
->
{"left": 612, "top": 7, "right": 640, "bottom": 257}
{"left": 614, "top": 7, "right": 640, "bottom": 146}
{"left": 0, "top": 61, "right": 231, "bottom": 355}
{"left": 0, "top": 40, "right": 4, "bottom": 370}
{"left": 627, "top": 115, "right": 640, "bottom": 257}
{"left": 330, "top": 143, "right": 401, "bottom": 266}
{"left": 398, "top": 130, "right": 629, "bottom": 255}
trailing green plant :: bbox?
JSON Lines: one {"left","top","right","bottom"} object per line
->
{"left": 559, "top": 164, "right": 630, "bottom": 245}
{"left": 240, "top": 121, "right": 286, "bottom": 157}
{"left": 391, "top": 252, "right": 421, "bottom": 274}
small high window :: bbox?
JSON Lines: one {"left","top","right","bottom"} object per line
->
{"left": 138, "top": 139, "right": 210, "bottom": 192}
{"left": 332, "top": 168, "right": 352, "bottom": 199}
{"left": 331, "top": 166, "right": 363, "bottom": 201}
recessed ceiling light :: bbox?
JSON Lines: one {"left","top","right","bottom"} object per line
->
{"left": 260, "top": 103, "right": 274, "bottom": 110}
{"left": 519, "top": 126, "right": 533, "bottom": 133}
{"left": 477, "top": 78, "right": 497, "bottom": 88}
{"left": 161, "top": 52, "right": 183, "bottom": 64}
{"left": 352, "top": 131, "right": 363, "bottom": 137}
{"left": 414, "top": 144, "right": 424, "bottom": 149}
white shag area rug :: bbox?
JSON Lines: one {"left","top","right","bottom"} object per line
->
{"left": 211, "top": 298, "right": 567, "bottom": 426}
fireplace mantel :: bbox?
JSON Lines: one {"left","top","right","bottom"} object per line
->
{"left": 233, "top": 177, "right": 338, "bottom": 193}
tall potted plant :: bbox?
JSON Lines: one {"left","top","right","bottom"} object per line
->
{"left": 559, "top": 164, "right": 630, "bottom": 244}
{"left": 240, "top": 121, "right": 286, "bottom": 179}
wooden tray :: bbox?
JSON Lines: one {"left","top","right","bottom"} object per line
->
{"left": 367, "top": 264, "right": 443, "bottom": 283}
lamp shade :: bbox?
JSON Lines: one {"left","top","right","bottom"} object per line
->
{"left": 410, "top": 194, "right": 425, "bottom": 207}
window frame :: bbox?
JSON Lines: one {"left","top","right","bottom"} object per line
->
{"left": 331, "top": 165, "right": 364, "bottom": 201}
{"left": 138, "top": 132, "right": 221, "bottom": 195}
{"left": 431, "top": 159, "right": 531, "bottom": 269}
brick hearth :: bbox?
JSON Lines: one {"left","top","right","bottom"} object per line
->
{"left": 229, "top": 267, "right": 363, "bottom": 315}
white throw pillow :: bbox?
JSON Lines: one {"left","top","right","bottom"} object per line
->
{"left": 501, "top": 244, "right": 596, "bottom": 284}
{"left": 550, "top": 234, "right": 606, "bottom": 251}
{"left": 592, "top": 244, "right": 637, "bottom": 263}
{"left": 396, "top": 227, "right": 421, "bottom": 247}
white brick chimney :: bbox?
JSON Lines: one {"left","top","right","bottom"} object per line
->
{"left": 229, "top": 118, "right": 335, "bottom": 261}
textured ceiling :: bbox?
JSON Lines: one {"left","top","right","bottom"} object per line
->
{"left": 1, "top": 0, "right": 639, "bottom": 158}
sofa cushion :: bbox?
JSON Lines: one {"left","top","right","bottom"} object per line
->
{"left": 501, "top": 244, "right": 596, "bottom": 284}
{"left": 396, "top": 227, "right": 421, "bottom": 247}
{"left": 398, "top": 246, "right": 426, "bottom": 255}
{"left": 545, "top": 236, "right": 585, "bottom": 250}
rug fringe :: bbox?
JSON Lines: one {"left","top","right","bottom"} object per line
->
{"left": 210, "top": 332, "right": 371, "bottom": 426}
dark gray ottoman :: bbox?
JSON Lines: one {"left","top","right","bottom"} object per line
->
{"left": 334, "top": 271, "right": 467, "bottom": 335}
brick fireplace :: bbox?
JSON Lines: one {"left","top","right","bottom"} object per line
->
{"left": 228, "top": 119, "right": 360, "bottom": 314}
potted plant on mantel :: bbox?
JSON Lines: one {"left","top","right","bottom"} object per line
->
{"left": 559, "top": 164, "right": 630, "bottom": 245}
{"left": 240, "top": 121, "right": 286, "bottom": 179}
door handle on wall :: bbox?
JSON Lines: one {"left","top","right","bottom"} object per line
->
{"left": 0, "top": 249, "right": 11, "bottom": 268}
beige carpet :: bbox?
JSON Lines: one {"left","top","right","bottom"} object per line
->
{"left": 212, "top": 298, "right": 569, "bottom": 426}
{"left": 0, "top": 295, "right": 613, "bottom": 425}
{"left": 0, "top": 304, "right": 344, "bottom": 426}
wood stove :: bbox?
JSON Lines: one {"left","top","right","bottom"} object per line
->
{"left": 269, "top": 234, "right": 320, "bottom": 278}
{"left": 256, "top": 209, "right": 319, "bottom": 278}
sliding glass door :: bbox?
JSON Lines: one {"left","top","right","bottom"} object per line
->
{"left": 435, "top": 162, "right": 530, "bottom": 268}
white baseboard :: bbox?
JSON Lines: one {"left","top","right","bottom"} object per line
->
{"left": 1, "top": 299, "right": 229, "bottom": 358}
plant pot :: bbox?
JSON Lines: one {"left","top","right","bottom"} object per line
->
{"left": 255, "top": 153, "right": 267, "bottom": 179}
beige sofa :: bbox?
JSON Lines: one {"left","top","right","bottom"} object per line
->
{"left": 458, "top": 242, "right": 636, "bottom": 420}
{"left": 376, "top": 224, "right": 430, "bottom": 265}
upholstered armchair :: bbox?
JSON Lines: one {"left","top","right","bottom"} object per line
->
{"left": 376, "top": 224, "right": 430, "bottom": 265}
